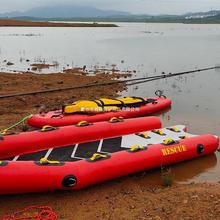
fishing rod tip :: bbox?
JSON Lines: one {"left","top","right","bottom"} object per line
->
{"left": 214, "top": 64, "right": 220, "bottom": 72}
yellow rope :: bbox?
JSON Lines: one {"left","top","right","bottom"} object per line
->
{"left": 0, "top": 114, "right": 33, "bottom": 135}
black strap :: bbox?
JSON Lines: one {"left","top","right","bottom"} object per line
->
{"left": 97, "top": 98, "right": 126, "bottom": 108}
{"left": 93, "top": 100, "right": 105, "bottom": 111}
{"left": 99, "top": 97, "right": 147, "bottom": 108}
{"left": 145, "top": 98, "right": 157, "bottom": 104}
{"left": 95, "top": 99, "right": 104, "bottom": 107}
{"left": 108, "top": 98, "right": 126, "bottom": 106}
{"left": 122, "top": 97, "right": 146, "bottom": 108}
{"left": 131, "top": 96, "right": 146, "bottom": 103}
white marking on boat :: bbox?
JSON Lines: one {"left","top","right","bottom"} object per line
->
{"left": 44, "top": 148, "right": 53, "bottom": 158}
{"left": 71, "top": 144, "right": 79, "bottom": 158}
{"left": 97, "top": 139, "right": 104, "bottom": 152}
{"left": 13, "top": 156, "right": 19, "bottom": 161}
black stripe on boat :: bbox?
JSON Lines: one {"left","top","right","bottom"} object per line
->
{"left": 75, "top": 141, "right": 100, "bottom": 158}
{"left": 48, "top": 145, "right": 78, "bottom": 161}
{"left": 102, "top": 137, "right": 123, "bottom": 153}
{"left": 17, "top": 150, "right": 49, "bottom": 161}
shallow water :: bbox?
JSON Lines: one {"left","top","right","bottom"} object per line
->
{"left": 0, "top": 22, "right": 220, "bottom": 183}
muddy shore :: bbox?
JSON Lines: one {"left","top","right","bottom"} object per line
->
{"left": 0, "top": 70, "right": 219, "bottom": 219}
{"left": 0, "top": 19, "right": 118, "bottom": 27}
{"left": 0, "top": 70, "right": 126, "bottom": 130}
{"left": 0, "top": 181, "right": 220, "bottom": 220}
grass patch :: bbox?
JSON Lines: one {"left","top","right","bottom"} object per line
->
{"left": 161, "top": 167, "right": 174, "bottom": 187}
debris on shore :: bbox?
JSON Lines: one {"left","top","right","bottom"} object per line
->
{"left": 30, "top": 63, "right": 59, "bottom": 71}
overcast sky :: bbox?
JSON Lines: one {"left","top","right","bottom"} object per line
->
{"left": 1, "top": 0, "right": 220, "bottom": 15}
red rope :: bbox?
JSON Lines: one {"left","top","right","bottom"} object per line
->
{"left": 1, "top": 205, "right": 57, "bottom": 220}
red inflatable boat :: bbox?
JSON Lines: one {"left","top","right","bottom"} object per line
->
{"left": 0, "top": 125, "right": 218, "bottom": 195}
{"left": 27, "top": 96, "right": 171, "bottom": 128}
{"left": 0, "top": 117, "right": 161, "bottom": 159}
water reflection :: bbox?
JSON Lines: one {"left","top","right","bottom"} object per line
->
{"left": 135, "top": 154, "right": 218, "bottom": 186}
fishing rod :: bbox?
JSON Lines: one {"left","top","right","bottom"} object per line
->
{"left": 127, "top": 66, "right": 219, "bottom": 86}
{"left": 0, "top": 66, "right": 219, "bottom": 99}
{"left": 0, "top": 75, "right": 163, "bottom": 99}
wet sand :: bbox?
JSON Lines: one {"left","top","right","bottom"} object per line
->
{"left": 0, "top": 19, "right": 117, "bottom": 27}
{"left": 0, "top": 70, "right": 220, "bottom": 219}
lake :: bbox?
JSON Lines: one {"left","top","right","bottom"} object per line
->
{"left": 0, "top": 22, "right": 220, "bottom": 183}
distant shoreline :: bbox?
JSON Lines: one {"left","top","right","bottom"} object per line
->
{"left": 0, "top": 19, "right": 118, "bottom": 27}
{"left": 1, "top": 18, "right": 220, "bottom": 25}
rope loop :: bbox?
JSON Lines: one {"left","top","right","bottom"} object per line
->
{"left": 155, "top": 90, "right": 166, "bottom": 98}
{"left": 128, "top": 144, "right": 146, "bottom": 153}
{"left": 109, "top": 117, "right": 124, "bottom": 123}
{"left": 1, "top": 205, "right": 57, "bottom": 220}
{"left": 167, "top": 127, "right": 180, "bottom": 133}
{"left": 39, "top": 157, "right": 61, "bottom": 165}
{"left": 152, "top": 129, "right": 166, "bottom": 136}
{"left": 40, "top": 125, "right": 57, "bottom": 132}
{"left": 163, "top": 138, "right": 176, "bottom": 146}
{"left": 76, "top": 121, "right": 91, "bottom": 127}
{"left": 87, "top": 153, "right": 110, "bottom": 162}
